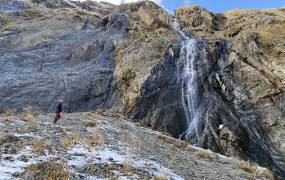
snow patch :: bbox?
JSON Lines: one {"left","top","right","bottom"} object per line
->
{"left": 0, "top": 146, "right": 54, "bottom": 179}
{"left": 13, "top": 132, "right": 41, "bottom": 139}
{"left": 66, "top": 143, "right": 184, "bottom": 180}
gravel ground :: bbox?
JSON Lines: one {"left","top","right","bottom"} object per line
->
{"left": 0, "top": 111, "right": 272, "bottom": 179}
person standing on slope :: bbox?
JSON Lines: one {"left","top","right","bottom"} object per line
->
{"left": 54, "top": 100, "right": 63, "bottom": 124}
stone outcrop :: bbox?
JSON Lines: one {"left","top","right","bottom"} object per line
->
{"left": 0, "top": 0, "right": 123, "bottom": 113}
{"left": 0, "top": 0, "right": 284, "bottom": 178}
{"left": 175, "top": 5, "right": 285, "bottom": 177}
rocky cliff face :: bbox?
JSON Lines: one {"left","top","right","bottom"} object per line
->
{"left": 175, "top": 6, "right": 285, "bottom": 177}
{"left": 1, "top": 0, "right": 284, "bottom": 178}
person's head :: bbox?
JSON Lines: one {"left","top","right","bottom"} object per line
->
{"left": 58, "top": 99, "right": 63, "bottom": 103}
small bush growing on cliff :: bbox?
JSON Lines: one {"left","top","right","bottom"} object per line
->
{"left": 262, "top": 169, "right": 275, "bottom": 180}
{"left": 239, "top": 160, "right": 258, "bottom": 177}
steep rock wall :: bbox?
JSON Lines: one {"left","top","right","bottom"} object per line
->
{"left": 174, "top": 6, "right": 285, "bottom": 177}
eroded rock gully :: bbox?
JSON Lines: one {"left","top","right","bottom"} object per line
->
{"left": 1, "top": 0, "right": 284, "bottom": 178}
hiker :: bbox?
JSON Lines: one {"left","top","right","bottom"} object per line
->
{"left": 54, "top": 100, "right": 63, "bottom": 124}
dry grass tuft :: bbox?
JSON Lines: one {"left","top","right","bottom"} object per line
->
{"left": 152, "top": 176, "right": 167, "bottom": 180}
{"left": 32, "top": 139, "right": 52, "bottom": 156}
{"left": 21, "top": 113, "right": 35, "bottom": 122}
{"left": 61, "top": 132, "right": 82, "bottom": 149}
{"left": 257, "top": 24, "right": 285, "bottom": 55}
{"left": 19, "top": 122, "right": 40, "bottom": 134}
{"left": 122, "top": 161, "right": 134, "bottom": 176}
{"left": 26, "top": 158, "right": 69, "bottom": 180}
{"left": 21, "top": 106, "right": 40, "bottom": 122}
{"left": 83, "top": 120, "right": 97, "bottom": 127}
{"left": 239, "top": 160, "right": 258, "bottom": 176}
{"left": 224, "top": 9, "right": 249, "bottom": 17}
{"left": 84, "top": 129, "right": 104, "bottom": 148}
{"left": 194, "top": 151, "right": 216, "bottom": 161}
{"left": 154, "top": 28, "right": 168, "bottom": 36}
{"left": 157, "top": 134, "right": 188, "bottom": 149}
{"left": 262, "top": 169, "right": 275, "bottom": 180}
{"left": 137, "top": 7, "right": 155, "bottom": 26}
{"left": 0, "top": 111, "right": 14, "bottom": 122}
{"left": 119, "top": 123, "right": 129, "bottom": 129}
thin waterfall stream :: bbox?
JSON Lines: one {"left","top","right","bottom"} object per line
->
{"left": 172, "top": 19, "right": 208, "bottom": 144}
{"left": 172, "top": 18, "right": 285, "bottom": 177}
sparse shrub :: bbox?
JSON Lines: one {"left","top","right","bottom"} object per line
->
{"left": 154, "top": 28, "right": 168, "bottom": 36}
{"left": 0, "top": 111, "right": 14, "bottom": 122}
{"left": 194, "top": 151, "right": 216, "bottom": 161}
{"left": 153, "top": 38, "right": 166, "bottom": 51}
{"left": 120, "top": 123, "right": 129, "bottom": 129}
{"left": 116, "top": 41, "right": 129, "bottom": 52}
{"left": 21, "top": 113, "right": 34, "bottom": 122}
{"left": 157, "top": 134, "right": 188, "bottom": 149}
{"left": 83, "top": 120, "right": 97, "bottom": 127}
{"left": 122, "top": 161, "right": 134, "bottom": 176}
{"left": 224, "top": 9, "right": 244, "bottom": 17}
{"left": 152, "top": 176, "right": 167, "bottom": 180}
{"left": 32, "top": 139, "right": 52, "bottom": 156}
{"left": 19, "top": 122, "right": 40, "bottom": 133}
{"left": 21, "top": 106, "right": 39, "bottom": 122}
{"left": 84, "top": 129, "right": 103, "bottom": 148}
{"left": 86, "top": 163, "right": 103, "bottom": 176}
{"left": 262, "top": 169, "right": 275, "bottom": 180}
{"left": 25, "top": 158, "right": 69, "bottom": 180}
{"left": 61, "top": 132, "right": 82, "bottom": 149}
{"left": 86, "top": 163, "right": 115, "bottom": 177}
{"left": 137, "top": 7, "right": 155, "bottom": 26}
{"left": 19, "top": 155, "right": 28, "bottom": 162}
{"left": 239, "top": 160, "right": 258, "bottom": 176}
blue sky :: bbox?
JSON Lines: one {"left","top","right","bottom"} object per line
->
{"left": 161, "top": 0, "right": 285, "bottom": 13}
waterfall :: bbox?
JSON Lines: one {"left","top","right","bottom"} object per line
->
{"left": 172, "top": 19, "right": 207, "bottom": 143}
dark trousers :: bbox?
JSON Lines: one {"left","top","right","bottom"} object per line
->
{"left": 54, "top": 112, "right": 61, "bottom": 123}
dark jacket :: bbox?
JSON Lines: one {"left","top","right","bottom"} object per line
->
{"left": 56, "top": 102, "right": 62, "bottom": 113}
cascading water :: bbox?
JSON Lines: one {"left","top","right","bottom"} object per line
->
{"left": 172, "top": 19, "right": 207, "bottom": 143}
{"left": 172, "top": 19, "right": 285, "bottom": 178}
